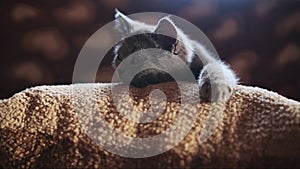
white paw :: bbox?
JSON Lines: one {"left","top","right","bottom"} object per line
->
{"left": 198, "top": 61, "right": 238, "bottom": 102}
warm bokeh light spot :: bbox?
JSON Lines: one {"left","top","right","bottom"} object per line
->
{"left": 22, "top": 29, "right": 69, "bottom": 60}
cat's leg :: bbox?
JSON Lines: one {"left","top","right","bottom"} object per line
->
{"left": 198, "top": 61, "right": 238, "bottom": 102}
{"left": 191, "top": 42, "right": 238, "bottom": 102}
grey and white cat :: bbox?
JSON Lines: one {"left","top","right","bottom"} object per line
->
{"left": 112, "top": 10, "right": 238, "bottom": 102}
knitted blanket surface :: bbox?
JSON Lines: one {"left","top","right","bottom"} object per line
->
{"left": 0, "top": 82, "right": 299, "bottom": 168}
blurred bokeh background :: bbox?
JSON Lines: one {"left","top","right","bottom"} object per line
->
{"left": 0, "top": 0, "right": 299, "bottom": 100}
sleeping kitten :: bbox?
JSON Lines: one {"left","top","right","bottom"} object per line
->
{"left": 112, "top": 10, "right": 238, "bottom": 102}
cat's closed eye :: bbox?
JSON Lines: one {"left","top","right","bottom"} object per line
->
{"left": 116, "top": 54, "right": 123, "bottom": 61}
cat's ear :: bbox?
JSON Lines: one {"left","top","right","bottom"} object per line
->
{"left": 154, "top": 17, "right": 178, "bottom": 38}
{"left": 115, "top": 9, "right": 137, "bottom": 34}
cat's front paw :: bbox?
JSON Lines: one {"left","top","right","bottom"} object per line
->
{"left": 199, "top": 81, "right": 233, "bottom": 102}
{"left": 198, "top": 61, "right": 238, "bottom": 102}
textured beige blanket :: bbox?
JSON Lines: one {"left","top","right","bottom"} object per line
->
{"left": 0, "top": 82, "right": 299, "bottom": 168}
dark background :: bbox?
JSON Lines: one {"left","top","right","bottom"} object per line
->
{"left": 1, "top": 0, "right": 299, "bottom": 100}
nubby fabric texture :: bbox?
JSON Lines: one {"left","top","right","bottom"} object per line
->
{"left": 0, "top": 82, "right": 299, "bottom": 168}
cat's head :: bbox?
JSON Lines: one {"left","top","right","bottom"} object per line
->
{"left": 112, "top": 10, "right": 194, "bottom": 87}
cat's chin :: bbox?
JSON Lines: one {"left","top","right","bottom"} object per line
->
{"left": 129, "top": 73, "right": 175, "bottom": 88}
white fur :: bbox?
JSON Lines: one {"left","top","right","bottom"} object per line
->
{"left": 198, "top": 61, "right": 238, "bottom": 88}
{"left": 115, "top": 9, "right": 155, "bottom": 34}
